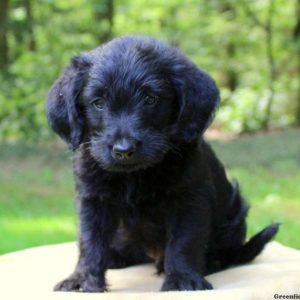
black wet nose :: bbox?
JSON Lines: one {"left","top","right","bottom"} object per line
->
{"left": 112, "top": 139, "right": 136, "bottom": 161}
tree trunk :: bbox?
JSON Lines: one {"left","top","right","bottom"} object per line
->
{"left": 0, "top": 0, "right": 9, "bottom": 70}
{"left": 241, "top": 0, "right": 276, "bottom": 130}
{"left": 23, "top": 0, "right": 36, "bottom": 51}
{"left": 226, "top": 41, "right": 238, "bottom": 92}
{"left": 94, "top": 0, "right": 114, "bottom": 44}
{"left": 261, "top": 0, "right": 276, "bottom": 130}
{"left": 295, "top": 0, "right": 300, "bottom": 126}
{"left": 220, "top": 2, "right": 238, "bottom": 93}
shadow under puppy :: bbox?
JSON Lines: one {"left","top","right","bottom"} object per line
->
{"left": 47, "top": 35, "right": 278, "bottom": 292}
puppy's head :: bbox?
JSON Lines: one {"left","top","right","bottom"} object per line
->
{"left": 47, "top": 36, "right": 219, "bottom": 172}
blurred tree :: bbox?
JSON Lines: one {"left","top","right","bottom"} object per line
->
{"left": 262, "top": 0, "right": 276, "bottom": 130}
{"left": 218, "top": 1, "right": 238, "bottom": 93}
{"left": 295, "top": 0, "right": 300, "bottom": 125}
{"left": 92, "top": 0, "right": 114, "bottom": 43}
{"left": 0, "top": 0, "right": 298, "bottom": 140}
{"left": 23, "top": 0, "right": 36, "bottom": 51}
{"left": 241, "top": 0, "right": 276, "bottom": 130}
{"left": 0, "top": 0, "right": 10, "bottom": 71}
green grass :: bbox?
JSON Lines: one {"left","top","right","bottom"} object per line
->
{"left": 0, "top": 129, "right": 299, "bottom": 254}
{"left": 0, "top": 144, "right": 77, "bottom": 254}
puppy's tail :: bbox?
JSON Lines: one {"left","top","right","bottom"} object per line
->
{"left": 228, "top": 223, "right": 279, "bottom": 266}
{"left": 215, "top": 223, "right": 279, "bottom": 272}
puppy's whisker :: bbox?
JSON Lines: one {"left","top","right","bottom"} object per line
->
{"left": 80, "top": 141, "right": 92, "bottom": 147}
{"left": 166, "top": 142, "right": 183, "bottom": 158}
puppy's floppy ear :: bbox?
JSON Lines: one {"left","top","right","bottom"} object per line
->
{"left": 170, "top": 60, "right": 220, "bottom": 142}
{"left": 46, "top": 55, "right": 91, "bottom": 150}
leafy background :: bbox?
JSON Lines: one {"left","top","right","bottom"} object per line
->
{"left": 1, "top": 0, "right": 299, "bottom": 139}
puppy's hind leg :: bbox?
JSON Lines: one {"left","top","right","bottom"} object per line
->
{"left": 211, "top": 182, "right": 279, "bottom": 271}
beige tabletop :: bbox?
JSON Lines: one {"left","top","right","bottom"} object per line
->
{"left": 0, "top": 241, "right": 300, "bottom": 300}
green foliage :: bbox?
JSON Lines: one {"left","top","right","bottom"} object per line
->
{"left": 0, "top": 0, "right": 299, "bottom": 140}
{"left": 0, "top": 129, "right": 299, "bottom": 254}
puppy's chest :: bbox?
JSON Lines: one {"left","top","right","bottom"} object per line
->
{"left": 117, "top": 180, "right": 170, "bottom": 241}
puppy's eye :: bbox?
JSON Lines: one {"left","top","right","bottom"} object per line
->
{"left": 91, "top": 98, "right": 104, "bottom": 111}
{"left": 144, "top": 96, "right": 159, "bottom": 106}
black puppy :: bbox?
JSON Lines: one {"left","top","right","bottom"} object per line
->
{"left": 47, "top": 35, "right": 278, "bottom": 292}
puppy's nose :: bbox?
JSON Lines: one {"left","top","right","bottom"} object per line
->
{"left": 112, "top": 139, "right": 136, "bottom": 161}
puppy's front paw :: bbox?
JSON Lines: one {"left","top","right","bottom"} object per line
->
{"left": 54, "top": 272, "right": 106, "bottom": 293}
{"left": 161, "top": 272, "right": 213, "bottom": 291}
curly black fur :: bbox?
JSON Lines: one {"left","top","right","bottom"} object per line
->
{"left": 47, "top": 35, "right": 278, "bottom": 293}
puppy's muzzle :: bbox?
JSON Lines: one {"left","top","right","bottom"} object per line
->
{"left": 112, "top": 138, "right": 137, "bottom": 162}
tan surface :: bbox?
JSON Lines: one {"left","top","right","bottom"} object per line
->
{"left": 0, "top": 242, "right": 300, "bottom": 299}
